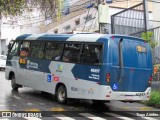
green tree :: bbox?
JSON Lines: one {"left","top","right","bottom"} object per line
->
{"left": 0, "top": 0, "right": 58, "bottom": 19}
{"left": 26, "top": 0, "right": 58, "bottom": 20}
{"left": 0, "top": 0, "right": 27, "bottom": 17}
{"left": 141, "top": 31, "right": 158, "bottom": 49}
{"left": 0, "top": 0, "right": 58, "bottom": 54}
{"left": 0, "top": 0, "right": 27, "bottom": 54}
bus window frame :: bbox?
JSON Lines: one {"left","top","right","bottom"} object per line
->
{"left": 62, "top": 43, "right": 82, "bottom": 63}
{"left": 60, "top": 41, "right": 103, "bottom": 66}
{"left": 80, "top": 43, "right": 103, "bottom": 66}
{"left": 29, "top": 41, "right": 46, "bottom": 59}
{"left": 44, "top": 41, "right": 64, "bottom": 61}
{"left": 19, "top": 41, "right": 32, "bottom": 57}
{"left": 11, "top": 40, "right": 103, "bottom": 66}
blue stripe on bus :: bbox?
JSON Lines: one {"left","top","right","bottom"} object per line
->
{"left": 16, "top": 34, "right": 32, "bottom": 40}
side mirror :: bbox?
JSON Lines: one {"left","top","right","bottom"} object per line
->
{"left": 8, "top": 40, "right": 14, "bottom": 50}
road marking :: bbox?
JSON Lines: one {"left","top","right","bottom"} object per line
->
{"left": 25, "top": 109, "right": 40, "bottom": 112}
{"left": 119, "top": 107, "right": 132, "bottom": 110}
{"left": 54, "top": 114, "right": 75, "bottom": 120}
{"left": 49, "top": 107, "right": 65, "bottom": 111}
{"left": 12, "top": 95, "right": 21, "bottom": 100}
{"left": 142, "top": 117, "right": 158, "bottom": 120}
{"left": 79, "top": 113, "right": 106, "bottom": 120}
{"left": 139, "top": 107, "right": 153, "bottom": 110}
{"left": 27, "top": 103, "right": 33, "bottom": 106}
{"left": 24, "top": 117, "right": 42, "bottom": 120}
{"left": 105, "top": 113, "right": 135, "bottom": 120}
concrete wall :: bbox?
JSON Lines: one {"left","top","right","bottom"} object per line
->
{"left": 46, "top": 7, "right": 125, "bottom": 34}
{"left": 46, "top": 6, "right": 153, "bottom": 34}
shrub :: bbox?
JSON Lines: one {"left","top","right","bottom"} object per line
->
{"left": 145, "top": 91, "right": 160, "bottom": 108}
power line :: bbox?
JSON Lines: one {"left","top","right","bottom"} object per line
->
{"left": 147, "top": 0, "right": 160, "bottom": 3}
{"left": 69, "top": 7, "right": 89, "bottom": 32}
{"left": 82, "top": 9, "right": 90, "bottom": 32}
{"left": 88, "top": 9, "right": 98, "bottom": 32}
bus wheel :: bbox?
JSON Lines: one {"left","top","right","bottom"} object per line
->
{"left": 56, "top": 85, "right": 67, "bottom": 104}
{"left": 11, "top": 75, "right": 19, "bottom": 91}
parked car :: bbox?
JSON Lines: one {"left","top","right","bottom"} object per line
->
{"left": 0, "top": 55, "right": 6, "bottom": 70}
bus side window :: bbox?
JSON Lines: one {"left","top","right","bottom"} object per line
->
{"left": 20, "top": 42, "right": 30, "bottom": 57}
{"left": 9, "top": 42, "right": 20, "bottom": 56}
{"left": 81, "top": 44, "right": 102, "bottom": 65}
{"left": 30, "top": 42, "right": 45, "bottom": 59}
{"left": 45, "top": 42, "right": 63, "bottom": 61}
{"left": 62, "top": 44, "right": 82, "bottom": 63}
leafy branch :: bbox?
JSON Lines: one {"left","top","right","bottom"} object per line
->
{"left": 141, "top": 31, "right": 158, "bottom": 49}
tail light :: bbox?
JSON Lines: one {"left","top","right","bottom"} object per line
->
{"left": 106, "top": 73, "right": 110, "bottom": 83}
{"left": 148, "top": 76, "right": 152, "bottom": 86}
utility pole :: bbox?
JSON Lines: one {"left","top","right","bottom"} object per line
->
{"left": 98, "top": 0, "right": 109, "bottom": 34}
{"left": 143, "top": 0, "right": 149, "bottom": 32}
{"left": 98, "top": 0, "right": 102, "bottom": 34}
{"left": 0, "top": 14, "right": 1, "bottom": 55}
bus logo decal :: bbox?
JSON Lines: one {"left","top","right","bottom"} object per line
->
{"left": 26, "top": 60, "right": 38, "bottom": 69}
{"left": 56, "top": 64, "right": 63, "bottom": 72}
{"left": 113, "top": 84, "right": 118, "bottom": 90}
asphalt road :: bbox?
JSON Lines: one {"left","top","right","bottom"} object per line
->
{"left": 0, "top": 71, "right": 160, "bottom": 120}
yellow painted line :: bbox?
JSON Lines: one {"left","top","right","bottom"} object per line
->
{"left": 119, "top": 107, "right": 132, "bottom": 110}
{"left": 25, "top": 109, "right": 40, "bottom": 112}
{"left": 139, "top": 107, "right": 153, "bottom": 111}
{"left": 49, "top": 107, "right": 65, "bottom": 111}
{"left": 120, "top": 106, "right": 153, "bottom": 111}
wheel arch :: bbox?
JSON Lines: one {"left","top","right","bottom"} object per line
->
{"left": 55, "top": 82, "right": 67, "bottom": 95}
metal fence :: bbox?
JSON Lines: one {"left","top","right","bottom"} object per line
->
{"left": 131, "top": 26, "right": 160, "bottom": 64}
{"left": 111, "top": 3, "right": 146, "bottom": 35}
{"left": 152, "top": 72, "right": 160, "bottom": 90}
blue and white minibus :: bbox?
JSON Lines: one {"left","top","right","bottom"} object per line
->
{"left": 5, "top": 34, "right": 153, "bottom": 104}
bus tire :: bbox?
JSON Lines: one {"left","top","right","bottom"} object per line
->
{"left": 11, "top": 75, "right": 19, "bottom": 91}
{"left": 56, "top": 85, "right": 67, "bottom": 104}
